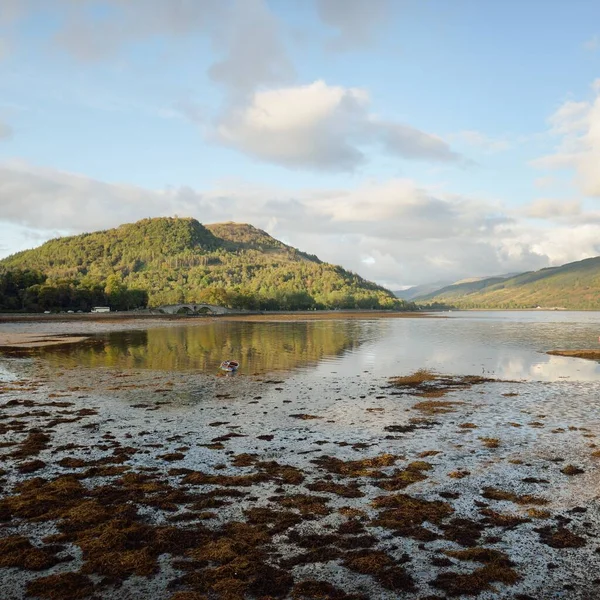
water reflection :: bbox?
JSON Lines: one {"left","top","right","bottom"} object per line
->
{"left": 38, "top": 321, "right": 370, "bottom": 374}
{"left": 34, "top": 313, "right": 600, "bottom": 382}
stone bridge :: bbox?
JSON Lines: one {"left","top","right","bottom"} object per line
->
{"left": 151, "top": 303, "right": 232, "bottom": 315}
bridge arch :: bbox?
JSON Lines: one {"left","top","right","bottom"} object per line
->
{"left": 151, "top": 303, "right": 231, "bottom": 315}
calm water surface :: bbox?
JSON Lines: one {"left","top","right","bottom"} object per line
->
{"left": 37, "top": 311, "right": 600, "bottom": 382}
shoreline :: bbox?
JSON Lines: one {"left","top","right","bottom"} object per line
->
{"left": 0, "top": 309, "right": 433, "bottom": 324}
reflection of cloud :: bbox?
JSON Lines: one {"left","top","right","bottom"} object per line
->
{"left": 501, "top": 354, "right": 600, "bottom": 382}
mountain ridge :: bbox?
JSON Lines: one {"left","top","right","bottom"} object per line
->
{"left": 0, "top": 217, "right": 409, "bottom": 312}
{"left": 414, "top": 256, "right": 600, "bottom": 309}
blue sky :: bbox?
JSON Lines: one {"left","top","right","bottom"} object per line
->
{"left": 1, "top": 0, "right": 599, "bottom": 288}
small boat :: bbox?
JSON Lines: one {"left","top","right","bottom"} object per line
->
{"left": 220, "top": 360, "right": 239, "bottom": 372}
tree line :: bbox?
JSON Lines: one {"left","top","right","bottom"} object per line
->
{"left": 0, "top": 269, "right": 148, "bottom": 312}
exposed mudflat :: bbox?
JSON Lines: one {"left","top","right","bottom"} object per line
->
{"left": 1, "top": 347, "right": 600, "bottom": 600}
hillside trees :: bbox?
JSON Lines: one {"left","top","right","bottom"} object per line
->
{"left": 0, "top": 218, "right": 412, "bottom": 312}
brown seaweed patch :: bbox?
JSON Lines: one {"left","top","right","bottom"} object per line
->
{"left": 526, "top": 508, "right": 551, "bottom": 519}
{"left": 159, "top": 452, "right": 186, "bottom": 462}
{"left": 389, "top": 369, "right": 438, "bottom": 386}
{"left": 338, "top": 507, "right": 368, "bottom": 519}
{"left": 311, "top": 453, "right": 399, "bottom": 478}
{"left": 371, "top": 493, "right": 453, "bottom": 540}
{"left": 18, "top": 459, "right": 46, "bottom": 473}
{"left": 342, "top": 549, "right": 415, "bottom": 592}
{"left": 535, "top": 526, "right": 586, "bottom": 548}
{"left": 307, "top": 480, "right": 365, "bottom": 498}
{"left": 433, "top": 548, "right": 520, "bottom": 596}
{"left": 412, "top": 400, "right": 463, "bottom": 415}
{"left": 273, "top": 493, "right": 331, "bottom": 516}
{"left": 390, "top": 371, "right": 499, "bottom": 398}
{"left": 480, "top": 509, "right": 530, "bottom": 528}
{"left": 225, "top": 455, "right": 305, "bottom": 485}
{"left": 244, "top": 507, "right": 302, "bottom": 533}
{"left": 448, "top": 470, "right": 470, "bottom": 479}
{"left": 292, "top": 580, "right": 368, "bottom": 599}
{"left": 479, "top": 437, "right": 500, "bottom": 448}
{"left": 289, "top": 413, "right": 322, "bottom": 420}
{"left": 374, "top": 461, "right": 433, "bottom": 491}
{"left": 561, "top": 464, "right": 584, "bottom": 476}
{"left": 182, "top": 471, "right": 264, "bottom": 487}
{"left": 180, "top": 522, "right": 294, "bottom": 598}
{"left": 441, "top": 518, "right": 484, "bottom": 547}
{"left": 1, "top": 475, "right": 86, "bottom": 521}
{"left": 419, "top": 450, "right": 442, "bottom": 457}
{"left": 458, "top": 423, "right": 478, "bottom": 429}
{"left": 0, "top": 535, "right": 61, "bottom": 570}
{"left": 8, "top": 431, "right": 51, "bottom": 458}
{"left": 58, "top": 457, "right": 88, "bottom": 468}
{"left": 26, "top": 572, "right": 95, "bottom": 600}
{"left": 481, "top": 487, "right": 548, "bottom": 506}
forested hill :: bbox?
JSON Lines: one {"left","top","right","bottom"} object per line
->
{"left": 415, "top": 256, "right": 600, "bottom": 309}
{"left": 0, "top": 217, "right": 410, "bottom": 311}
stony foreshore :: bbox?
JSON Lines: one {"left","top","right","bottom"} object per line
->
{"left": 2, "top": 340, "right": 600, "bottom": 599}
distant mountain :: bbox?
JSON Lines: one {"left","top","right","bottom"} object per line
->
{"left": 0, "top": 217, "right": 410, "bottom": 311}
{"left": 416, "top": 275, "right": 515, "bottom": 302}
{"left": 393, "top": 281, "right": 454, "bottom": 300}
{"left": 415, "top": 257, "right": 600, "bottom": 309}
{"left": 395, "top": 273, "right": 521, "bottom": 301}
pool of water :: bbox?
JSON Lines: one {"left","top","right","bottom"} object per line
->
{"left": 32, "top": 311, "right": 600, "bottom": 382}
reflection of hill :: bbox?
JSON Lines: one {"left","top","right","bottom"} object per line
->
{"left": 39, "top": 321, "right": 364, "bottom": 373}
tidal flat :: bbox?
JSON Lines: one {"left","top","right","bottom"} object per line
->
{"left": 2, "top": 312, "right": 600, "bottom": 599}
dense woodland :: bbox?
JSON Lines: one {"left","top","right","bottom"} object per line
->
{"left": 0, "top": 218, "right": 413, "bottom": 312}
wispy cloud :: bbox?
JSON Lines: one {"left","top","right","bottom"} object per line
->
{"left": 531, "top": 79, "right": 600, "bottom": 197}
{"left": 316, "top": 0, "right": 391, "bottom": 51}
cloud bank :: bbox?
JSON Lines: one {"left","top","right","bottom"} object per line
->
{"left": 3, "top": 162, "right": 600, "bottom": 288}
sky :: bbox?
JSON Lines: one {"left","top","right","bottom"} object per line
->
{"left": 0, "top": 0, "right": 599, "bottom": 290}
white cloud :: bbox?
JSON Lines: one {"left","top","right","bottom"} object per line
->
{"left": 4, "top": 162, "right": 600, "bottom": 287}
{"left": 316, "top": 0, "right": 390, "bottom": 51}
{"left": 524, "top": 198, "right": 581, "bottom": 219}
{"left": 214, "top": 80, "right": 460, "bottom": 171}
{"left": 532, "top": 82, "right": 600, "bottom": 197}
